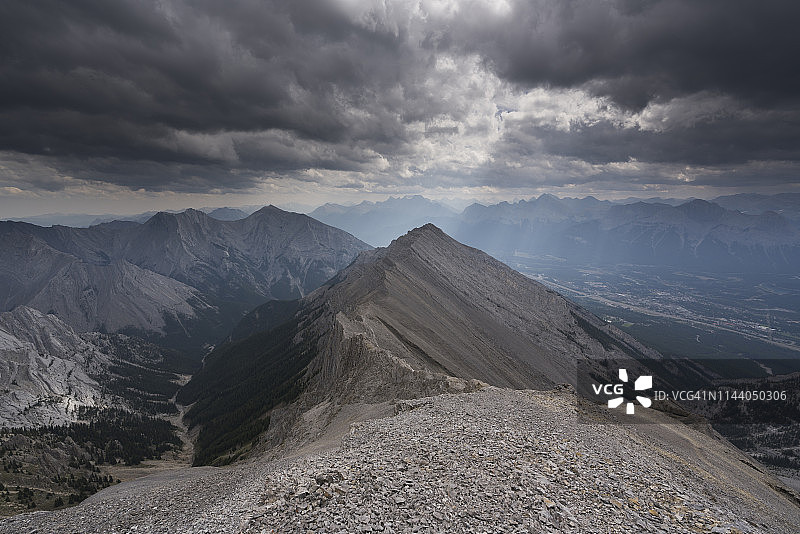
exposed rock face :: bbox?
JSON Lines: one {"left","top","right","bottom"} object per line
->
{"left": 25, "top": 259, "right": 201, "bottom": 334}
{"left": 0, "top": 306, "right": 189, "bottom": 428}
{"left": 180, "top": 224, "right": 659, "bottom": 464}
{"left": 0, "top": 307, "right": 107, "bottom": 428}
{"left": 0, "top": 207, "right": 370, "bottom": 346}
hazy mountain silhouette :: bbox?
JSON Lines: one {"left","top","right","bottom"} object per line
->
{"left": 452, "top": 196, "right": 800, "bottom": 272}
{"left": 307, "top": 194, "right": 800, "bottom": 272}
{"left": 206, "top": 207, "right": 249, "bottom": 221}
{"left": 310, "top": 195, "right": 457, "bottom": 246}
{"left": 713, "top": 192, "right": 800, "bottom": 224}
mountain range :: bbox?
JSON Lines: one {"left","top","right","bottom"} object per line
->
{"left": 456, "top": 197, "right": 800, "bottom": 271}
{"left": 0, "top": 221, "right": 798, "bottom": 529}
{"left": 713, "top": 192, "right": 800, "bottom": 224}
{"left": 5, "top": 206, "right": 256, "bottom": 228}
{"left": 0, "top": 207, "right": 370, "bottom": 351}
{"left": 310, "top": 194, "right": 800, "bottom": 272}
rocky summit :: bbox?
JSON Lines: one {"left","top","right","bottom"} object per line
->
{"left": 1, "top": 388, "right": 797, "bottom": 533}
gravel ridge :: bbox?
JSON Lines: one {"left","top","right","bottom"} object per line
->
{"left": 2, "top": 388, "right": 797, "bottom": 533}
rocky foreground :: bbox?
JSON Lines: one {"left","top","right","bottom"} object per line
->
{"left": 2, "top": 387, "right": 798, "bottom": 533}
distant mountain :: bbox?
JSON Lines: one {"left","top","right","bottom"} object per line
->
{"left": 611, "top": 196, "right": 694, "bottom": 206}
{"left": 178, "top": 225, "right": 658, "bottom": 465}
{"left": 460, "top": 194, "right": 611, "bottom": 224}
{"left": 713, "top": 192, "right": 800, "bottom": 224}
{"left": 0, "top": 207, "right": 370, "bottom": 351}
{"left": 451, "top": 196, "right": 800, "bottom": 272}
{"left": 590, "top": 199, "right": 800, "bottom": 270}
{"left": 309, "top": 195, "right": 458, "bottom": 246}
{"left": 310, "top": 192, "right": 800, "bottom": 272}
{"left": 304, "top": 192, "right": 800, "bottom": 271}
{"left": 4, "top": 212, "right": 159, "bottom": 228}
{"left": 6, "top": 205, "right": 257, "bottom": 228}
{"left": 205, "top": 207, "right": 249, "bottom": 221}
{"left": 0, "top": 222, "right": 205, "bottom": 336}
{"left": 0, "top": 306, "right": 195, "bottom": 428}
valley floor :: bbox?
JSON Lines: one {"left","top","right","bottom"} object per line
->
{"left": 1, "top": 387, "right": 797, "bottom": 533}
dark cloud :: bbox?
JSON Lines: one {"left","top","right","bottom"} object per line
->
{"left": 0, "top": 0, "right": 426, "bottom": 186}
{"left": 0, "top": 0, "right": 799, "bottom": 195}
{"left": 529, "top": 113, "right": 800, "bottom": 166}
{"left": 447, "top": 0, "right": 800, "bottom": 110}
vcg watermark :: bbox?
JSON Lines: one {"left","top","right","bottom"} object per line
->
{"left": 577, "top": 358, "right": 796, "bottom": 425}
{"left": 590, "top": 368, "right": 652, "bottom": 415}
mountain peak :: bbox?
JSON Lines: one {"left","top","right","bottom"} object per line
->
{"left": 246, "top": 205, "right": 298, "bottom": 220}
{"left": 537, "top": 193, "right": 560, "bottom": 202}
{"left": 677, "top": 198, "right": 726, "bottom": 221}
{"left": 143, "top": 207, "right": 212, "bottom": 229}
{"left": 253, "top": 204, "right": 281, "bottom": 213}
{"left": 387, "top": 223, "right": 451, "bottom": 252}
{"left": 400, "top": 222, "right": 445, "bottom": 238}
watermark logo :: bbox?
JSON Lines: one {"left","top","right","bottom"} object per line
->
{"left": 591, "top": 368, "right": 652, "bottom": 414}
{"left": 578, "top": 358, "right": 796, "bottom": 426}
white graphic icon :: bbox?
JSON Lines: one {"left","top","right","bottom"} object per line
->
{"left": 608, "top": 369, "right": 652, "bottom": 414}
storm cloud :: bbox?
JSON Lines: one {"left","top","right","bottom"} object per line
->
{"left": 447, "top": 0, "right": 800, "bottom": 109}
{"left": 1, "top": 0, "right": 799, "bottom": 198}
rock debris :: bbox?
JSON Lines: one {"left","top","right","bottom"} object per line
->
{"left": 2, "top": 388, "right": 797, "bottom": 533}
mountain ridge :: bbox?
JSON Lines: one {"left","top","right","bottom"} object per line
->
{"left": 179, "top": 224, "right": 659, "bottom": 465}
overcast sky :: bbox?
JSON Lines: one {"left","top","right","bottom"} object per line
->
{"left": 2, "top": 0, "right": 799, "bottom": 216}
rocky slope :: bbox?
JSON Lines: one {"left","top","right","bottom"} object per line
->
{"left": 0, "top": 307, "right": 106, "bottom": 428}
{"left": 2, "top": 388, "right": 797, "bottom": 533}
{"left": 178, "top": 224, "right": 659, "bottom": 465}
{"left": 0, "top": 207, "right": 370, "bottom": 349}
{"left": 2, "top": 226, "right": 797, "bottom": 531}
{"left": 0, "top": 306, "right": 194, "bottom": 428}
